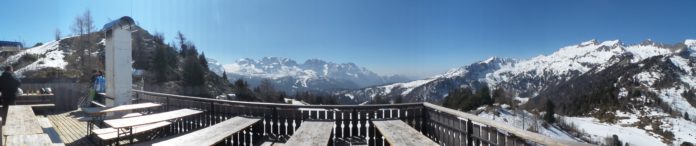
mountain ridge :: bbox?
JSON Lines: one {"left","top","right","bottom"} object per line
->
{"left": 208, "top": 57, "right": 413, "bottom": 93}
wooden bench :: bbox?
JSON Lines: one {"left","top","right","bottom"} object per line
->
{"left": 93, "top": 121, "right": 171, "bottom": 141}
{"left": 284, "top": 121, "right": 334, "bottom": 146}
{"left": 152, "top": 116, "right": 261, "bottom": 146}
{"left": 5, "top": 134, "right": 62, "bottom": 146}
{"left": 77, "top": 112, "right": 143, "bottom": 122}
{"left": 2, "top": 106, "right": 43, "bottom": 136}
{"left": 82, "top": 102, "right": 161, "bottom": 116}
{"left": 372, "top": 120, "right": 438, "bottom": 146}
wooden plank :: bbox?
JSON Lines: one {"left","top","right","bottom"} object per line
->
{"left": 93, "top": 121, "right": 169, "bottom": 135}
{"left": 5, "top": 134, "right": 53, "bottom": 146}
{"left": 95, "top": 121, "right": 171, "bottom": 140}
{"left": 152, "top": 117, "right": 261, "bottom": 146}
{"left": 82, "top": 102, "right": 161, "bottom": 115}
{"left": 2, "top": 106, "right": 43, "bottom": 136}
{"left": 28, "top": 104, "right": 56, "bottom": 108}
{"left": 76, "top": 113, "right": 143, "bottom": 122}
{"left": 284, "top": 121, "right": 334, "bottom": 146}
{"left": 46, "top": 110, "right": 96, "bottom": 145}
{"left": 17, "top": 94, "right": 55, "bottom": 97}
{"left": 104, "top": 109, "right": 201, "bottom": 128}
{"left": 37, "top": 117, "right": 64, "bottom": 145}
{"left": 372, "top": 120, "right": 439, "bottom": 146}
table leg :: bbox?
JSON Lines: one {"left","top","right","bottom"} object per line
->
{"left": 116, "top": 128, "right": 121, "bottom": 146}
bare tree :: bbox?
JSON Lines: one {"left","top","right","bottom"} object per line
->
{"left": 54, "top": 28, "right": 61, "bottom": 41}
{"left": 70, "top": 10, "right": 94, "bottom": 37}
{"left": 71, "top": 16, "right": 84, "bottom": 36}
{"left": 83, "top": 10, "right": 95, "bottom": 36}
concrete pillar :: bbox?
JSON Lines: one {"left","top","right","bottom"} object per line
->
{"left": 104, "top": 19, "right": 133, "bottom": 106}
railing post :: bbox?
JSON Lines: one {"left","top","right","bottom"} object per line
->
{"left": 134, "top": 92, "right": 139, "bottom": 103}
{"left": 273, "top": 106, "right": 279, "bottom": 136}
{"left": 165, "top": 96, "right": 170, "bottom": 111}
{"left": 209, "top": 101, "right": 215, "bottom": 126}
{"left": 467, "top": 119, "right": 474, "bottom": 146}
{"left": 421, "top": 105, "right": 427, "bottom": 134}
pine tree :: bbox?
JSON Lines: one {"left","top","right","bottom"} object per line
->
{"left": 150, "top": 33, "right": 177, "bottom": 83}
{"left": 544, "top": 99, "right": 556, "bottom": 123}
{"left": 478, "top": 86, "right": 493, "bottom": 105}
{"left": 182, "top": 55, "right": 206, "bottom": 86}
{"left": 686, "top": 112, "right": 691, "bottom": 121}
{"left": 176, "top": 31, "right": 187, "bottom": 57}
{"left": 199, "top": 52, "right": 209, "bottom": 70}
{"left": 221, "top": 71, "right": 228, "bottom": 82}
{"left": 233, "top": 79, "right": 257, "bottom": 101}
{"left": 394, "top": 95, "right": 404, "bottom": 103}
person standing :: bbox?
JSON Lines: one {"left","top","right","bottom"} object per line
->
{"left": 94, "top": 70, "right": 106, "bottom": 104}
{"left": 0, "top": 66, "right": 21, "bottom": 125}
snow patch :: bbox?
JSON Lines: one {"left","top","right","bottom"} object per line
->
{"left": 4, "top": 40, "right": 67, "bottom": 77}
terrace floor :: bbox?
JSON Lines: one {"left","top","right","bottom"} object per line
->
{"left": 42, "top": 110, "right": 96, "bottom": 146}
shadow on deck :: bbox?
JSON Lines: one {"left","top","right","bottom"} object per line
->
{"left": 40, "top": 110, "right": 97, "bottom": 146}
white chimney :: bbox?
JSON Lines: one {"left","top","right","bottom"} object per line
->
{"left": 103, "top": 16, "right": 135, "bottom": 106}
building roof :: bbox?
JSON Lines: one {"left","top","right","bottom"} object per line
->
{"left": 102, "top": 16, "right": 135, "bottom": 31}
{"left": 0, "top": 41, "right": 22, "bottom": 48}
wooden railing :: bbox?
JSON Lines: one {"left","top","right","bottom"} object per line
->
{"left": 22, "top": 82, "right": 87, "bottom": 111}
{"left": 133, "top": 90, "right": 593, "bottom": 146}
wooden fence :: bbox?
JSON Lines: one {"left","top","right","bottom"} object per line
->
{"left": 21, "top": 82, "right": 87, "bottom": 111}
{"left": 134, "top": 90, "right": 593, "bottom": 146}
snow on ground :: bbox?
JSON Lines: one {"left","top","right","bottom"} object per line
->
{"left": 564, "top": 117, "right": 665, "bottom": 146}
{"left": 284, "top": 98, "right": 308, "bottom": 105}
{"left": 633, "top": 71, "right": 661, "bottom": 86}
{"left": 476, "top": 108, "right": 581, "bottom": 142}
{"left": 3, "top": 40, "right": 67, "bottom": 77}
{"left": 624, "top": 45, "right": 674, "bottom": 63}
{"left": 669, "top": 56, "right": 693, "bottom": 75}
{"left": 564, "top": 116, "right": 696, "bottom": 146}
{"left": 513, "top": 97, "right": 529, "bottom": 105}
{"left": 652, "top": 87, "right": 696, "bottom": 118}
{"left": 379, "top": 78, "right": 436, "bottom": 96}
{"left": 664, "top": 118, "right": 696, "bottom": 145}
{"left": 344, "top": 93, "right": 355, "bottom": 99}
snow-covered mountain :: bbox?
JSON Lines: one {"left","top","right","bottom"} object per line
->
{"left": 341, "top": 39, "right": 693, "bottom": 102}
{"left": 338, "top": 39, "right": 696, "bottom": 145}
{"left": 337, "top": 56, "right": 516, "bottom": 103}
{"left": 210, "top": 57, "right": 411, "bottom": 93}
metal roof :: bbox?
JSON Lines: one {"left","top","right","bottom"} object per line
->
{"left": 0, "top": 41, "right": 22, "bottom": 48}
{"left": 102, "top": 16, "right": 135, "bottom": 31}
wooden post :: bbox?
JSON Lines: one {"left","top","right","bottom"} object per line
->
{"left": 467, "top": 119, "right": 474, "bottom": 146}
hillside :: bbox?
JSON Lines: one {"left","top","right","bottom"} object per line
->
{"left": 0, "top": 25, "right": 231, "bottom": 98}
{"left": 337, "top": 39, "right": 696, "bottom": 145}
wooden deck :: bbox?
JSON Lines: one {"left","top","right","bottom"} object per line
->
{"left": 45, "top": 110, "right": 97, "bottom": 146}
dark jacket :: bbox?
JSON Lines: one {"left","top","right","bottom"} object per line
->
{"left": 0, "top": 71, "right": 21, "bottom": 99}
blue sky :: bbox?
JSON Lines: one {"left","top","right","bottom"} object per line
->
{"left": 1, "top": 0, "right": 696, "bottom": 78}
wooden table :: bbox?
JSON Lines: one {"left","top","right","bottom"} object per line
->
{"left": 82, "top": 102, "right": 161, "bottom": 116}
{"left": 103, "top": 109, "right": 202, "bottom": 144}
{"left": 152, "top": 116, "right": 261, "bottom": 146}
{"left": 81, "top": 102, "right": 162, "bottom": 135}
{"left": 284, "top": 121, "right": 335, "bottom": 146}
{"left": 2, "top": 106, "right": 57, "bottom": 146}
{"left": 372, "top": 120, "right": 439, "bottom": 146}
